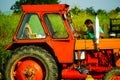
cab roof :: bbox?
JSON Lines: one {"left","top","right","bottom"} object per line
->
{"left": 22, "top": 4, "right": 69, "bottom": 12}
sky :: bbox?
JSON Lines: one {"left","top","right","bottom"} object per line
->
{"left": 60, "top": 0, "right": 120, "bottom": 12}
{"left": 0, "top": 0, "right": 120, "bottom": 13}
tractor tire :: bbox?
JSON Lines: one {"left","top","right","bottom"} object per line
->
{"left": 4, "top": 45, "right": 58, "bottom": 80}
{"left": 103, "top": 67, "right": 120, "bottom": 80}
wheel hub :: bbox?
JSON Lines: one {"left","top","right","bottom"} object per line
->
{"left": 24, "top": 68, "right": 35, "bottom": 79}
{"left": 14, "top": 59, "right": 44, "bottom": 80}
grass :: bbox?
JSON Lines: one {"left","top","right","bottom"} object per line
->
{"left": 0, "top": 13, "right": 21, "bottom": 75}
{"left": 0, "top": 13, "right": 21, "bottom": 47}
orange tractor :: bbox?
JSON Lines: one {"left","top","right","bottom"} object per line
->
{"left": 2, "top": 4, "right": 120, "bottom": 80}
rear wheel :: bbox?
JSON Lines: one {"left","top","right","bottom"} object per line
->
{"left": 103, "top": 67, "right": 120, "bottom": 80}
{"left": 4, "top": 45, "right": 58, "bottom": 80}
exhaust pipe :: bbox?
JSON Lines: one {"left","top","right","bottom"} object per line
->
{"left": 94, "top": 13, "right": 100, "bottom": 50}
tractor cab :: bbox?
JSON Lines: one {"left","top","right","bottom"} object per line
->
{"left": 16, "top": 5, "right": 71, "bottom": 40}
{"left": 6, "top": 4, "right": 75, "bottom": 62}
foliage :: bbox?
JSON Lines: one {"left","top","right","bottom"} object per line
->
{"left": 0, "top": 12, "right": 21, "bottom": 71}
{"left": 85, "top": 7, "right": 96, "bottom": 15}
{"left": 0, "top": 47, "right": 11, "bottom": 66}
{"left": 11, "top": 0, "right": 59, "bottom": 13}
{"left": 115, "top": 7, "right": 120, "bottom": 13}
{"left": 109, "top": 10, "right": 118, "bottom": 18}
{"left": 0, "top": 13, "right": 21, "bottom": 47}
{"left": 70, "top": 6, "right": 81, "bottom": 15}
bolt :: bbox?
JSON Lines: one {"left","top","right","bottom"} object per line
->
{"left": 24, "top": 68, "right": 35, "bottom": 80}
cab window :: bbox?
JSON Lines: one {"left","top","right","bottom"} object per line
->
{"left": 44, "top": 13, "right": 69, "bottom": 38}
{"left": 17, "top": 13, "right": 46, "bottom": 39}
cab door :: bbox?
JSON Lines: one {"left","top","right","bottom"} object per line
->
{"left": 44, "top": 13, "right": 75, "bottom": 63}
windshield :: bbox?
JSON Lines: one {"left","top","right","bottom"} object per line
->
{"left": 17, "top": 13, "right": 46, "bottom": 39}
{"left": 44, "top": 13, "right": 69, "bottom": 39}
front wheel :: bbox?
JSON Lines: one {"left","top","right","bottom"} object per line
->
{"left": 4, "top": 46, "right": 58, "bottom": 80}
{"left": 103, "top": 67, "right": 120, "bottom": 80}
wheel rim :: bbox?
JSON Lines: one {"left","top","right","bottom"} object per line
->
{"left": 12, "top": 59, "right": 44, "bottom": 80}
{"left": 113, "top": 76, "right": 120, "bottom": 80}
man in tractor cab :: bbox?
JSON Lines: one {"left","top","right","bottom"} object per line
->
{"left": 84, "top": 19, "right": 104, "bottom": 39}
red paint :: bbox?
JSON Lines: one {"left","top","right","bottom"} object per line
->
{"left": 15, "top": 60, "right": 43, "bottom": 80}
{"left": 62, "top": 69, "right": 87, "bottom": 79}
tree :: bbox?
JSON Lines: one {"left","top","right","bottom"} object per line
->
{"left": 97, "top": 9, "right": 107, "bottom": 15}
{"left": 69, "top": 6, "right": 81, "bottom": 15}
{"left": 109, "top": 10, "right": 118, "bottom": 18}
{"left": 115, "top": 7, "right": 120, "bottom": 13}
{"left": 11, "top": 0, "right": 59, "bottom": 13}
{"left": 85, "top": 7, "right": 95, "bottom": 15}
